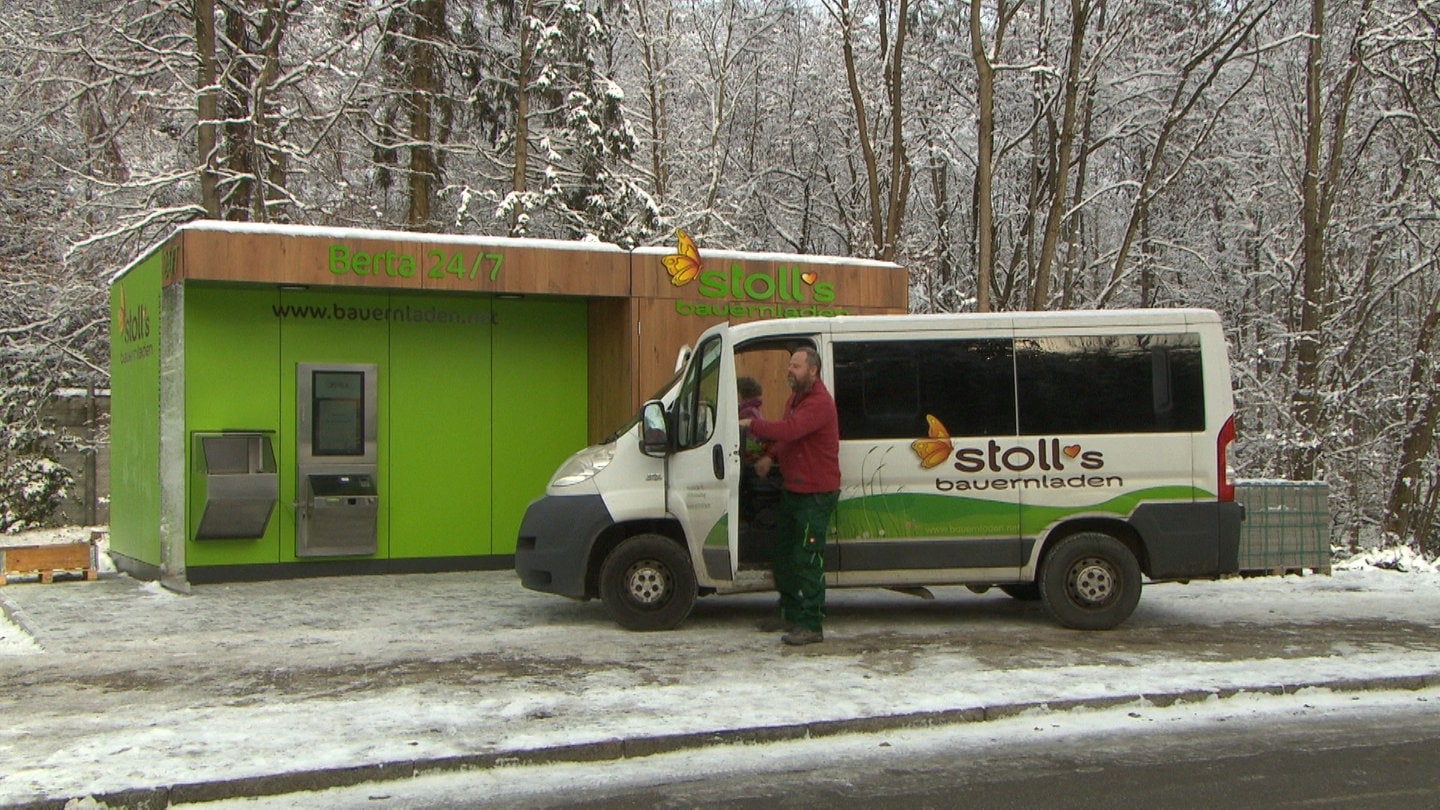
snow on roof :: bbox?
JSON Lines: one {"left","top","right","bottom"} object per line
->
{"left": 177, "top": 220, "right": 627, "bottom": 254}
{"left": 110, "top": 220, "right": 900, "bottom": 284}
{"left": 631, "top": 243, "right": 902, "bottom": 269}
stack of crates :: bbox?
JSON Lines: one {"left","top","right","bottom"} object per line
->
{"left": 1234, "top": 480, "right": 1332, "bottom": 574}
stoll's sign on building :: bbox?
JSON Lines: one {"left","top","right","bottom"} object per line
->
{"left": 662, "top": 230, "right": 850, "bottom": 318}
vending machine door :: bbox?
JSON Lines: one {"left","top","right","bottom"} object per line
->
{"left": 295, "top": 364, "right": 379, "bottom": 557}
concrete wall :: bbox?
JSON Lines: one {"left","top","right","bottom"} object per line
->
{"left": 39, "top": 389, "right": 110, "bottom": 527}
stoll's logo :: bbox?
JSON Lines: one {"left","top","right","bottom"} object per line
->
{"left": 115, "top": 287, "right": 151, "bottom": 344}
{"left": 911, "top": 416, "right": 1120, "bottom": 492}
{"left": 662, "top": 229, "right": 848, "bottom": 318}
{"left": 939, "top": 439, "right": 1121, "bottom": 493}
{"left": 953, "top": 439, "right": 1105, "bottom": 473}
{"left": 114, "top": 285, "right": 156, "bottom": 365}
{"left": 933, "top": 439, "right": 1122, "bottom": 493}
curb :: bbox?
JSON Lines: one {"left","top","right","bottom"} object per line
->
{"left": 12, "top": 672, "right": 1440, "bottom": 809}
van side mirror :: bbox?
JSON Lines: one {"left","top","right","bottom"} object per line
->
{"left": 639, "top": 400, "right": 670, "bottom": 457}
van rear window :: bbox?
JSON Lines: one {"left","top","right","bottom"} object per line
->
{"left": 1015, "top": 333, "right": 1205, "bottom": 434}
{"left": 833, "top": 332, "right": 1205, "bottom": 440}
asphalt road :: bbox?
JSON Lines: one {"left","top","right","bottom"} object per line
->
{"left": 223, "top": 691, "right": 1440, "bottom": 809}
{"left": 578, "top": 700, "right": 1440, "bottom": 809}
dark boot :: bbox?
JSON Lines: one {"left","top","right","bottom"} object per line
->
{"left": 755, "top": 616, "right": 794, "bottom": 632}
{"left": 781, "top": 627, "right": 824, "bottom": 646}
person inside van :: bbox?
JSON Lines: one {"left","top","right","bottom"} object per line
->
{"left": 738, "top": 376, "right": 775, "bottom": 537}
{"left": 738, "top": 376, "right": 767, "bottom": 465}
{"left": 738, "top": 376, "right": 764, "bottom": 421}
{"left": 739, "top": 348, "right": 841, "bottom": 646}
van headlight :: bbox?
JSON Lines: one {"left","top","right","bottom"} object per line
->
{"left": 551, "top": 444, "right": 615, "bottom": 487}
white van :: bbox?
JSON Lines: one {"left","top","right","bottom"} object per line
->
{"left": 516, "top": 309, "right": 1243, "bottom": 630}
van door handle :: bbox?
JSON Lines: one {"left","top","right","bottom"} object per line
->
{"left": 712, "top": 444, "right": 725, "bottom": 480}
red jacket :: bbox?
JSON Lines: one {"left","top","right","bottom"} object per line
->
{"left": 747, "top": 378, "right": 841, "bottom": 493}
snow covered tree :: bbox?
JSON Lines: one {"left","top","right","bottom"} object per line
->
{"left": 469, "top": 0, "right": 658, "bottom": 243}
{"left": 826, "top": 0, "right": 911, "bottom": 262}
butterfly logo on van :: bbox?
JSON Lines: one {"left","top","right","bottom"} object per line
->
{"left": 911, "top": 414, "right": 954, "bottom": 469}
{"left": 663, "top": 229, "right": 701, "bottom": 287}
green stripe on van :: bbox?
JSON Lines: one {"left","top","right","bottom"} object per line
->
{"left": 832, "top": 486, "right": 1210, "bottom": 541}
{"left": 705, "top": 513, "right": 729, "bottom": 547}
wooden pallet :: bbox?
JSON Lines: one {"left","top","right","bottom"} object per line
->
{"left": 0, "top": 542, "right": 97, "bottom": 586}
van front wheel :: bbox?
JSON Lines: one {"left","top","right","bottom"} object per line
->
{"left": 1039, "top": 532, "right": 1141, "bottom": 630}
{"left": 599, "top": 534, "right": 698, "bottom": 631}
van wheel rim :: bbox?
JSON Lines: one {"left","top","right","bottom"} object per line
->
{"left": 1068, "top": 556, "right": 1116, "bottom": 606}
{"left": 624, "top": 560, "right": 670, "bottom": 605}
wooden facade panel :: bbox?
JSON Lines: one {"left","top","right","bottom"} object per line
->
{"left": 853, "top": 263, "right": 910, "bottom": 310}
{"left": 734, "top": 350, "right": 793, "bottom": 421}
{"left": 421, "top": 242, "right": 629, "bottom": 297}
{"left": 178, "top": 227, "right": 630, "bottom": 298}
{"left": 173, "top": 229, "right": 246, "bottom": 283}
{"left": 155, "top": 224, "right": 908, "bottom": 442}
{"left": 634, "top": 297, "right": 707, "bottom": 410}
{"left": 631, "top": 248, "right": 687, "bottom": 299}
{"left": 587, "top": 299, "right": 635, "bottom": 443}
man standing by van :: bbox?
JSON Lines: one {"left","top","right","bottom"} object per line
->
{"left": 739, "top": 347, "right": 840, "bottom": 646}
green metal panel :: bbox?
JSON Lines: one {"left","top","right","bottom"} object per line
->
{"left": 277, "top": 288, "right": 392, "bottom": 561}
{"left": 491, "top": 298, "right": 589, "bottom": 554}
{"left": 172, "top": 285, "right": 585, "bottom": 571}
{"left": 108, "top": 254, "right": 165, "bottom": 565}
{"left": 183, "top": 285, "right": 284, "bottom": 566}
{"left": 387, "top": 294, "right": 494, "bottom": 558}
{"left": 1235, "top": 480, "right": 1332, "bottom": 573}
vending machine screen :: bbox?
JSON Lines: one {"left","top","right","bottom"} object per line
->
{"left": 311, "top": 371, "right": 365, "bottom": 456}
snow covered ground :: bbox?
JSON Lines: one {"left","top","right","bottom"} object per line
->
{"left": 183, "top": 686, "right": 1440, "bottom": 808}
{"left": 1, "top": 526, "right": 1438, "bottom": 807}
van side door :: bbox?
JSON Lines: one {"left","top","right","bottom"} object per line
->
{"left": 665, "top": 333, "right": 741, "bottom": 585}
{"left": 830, "top": 335, "right": 1024, "bottom": 583}
{"left": 732, "top": 336, "right": 828, "bottom": 584}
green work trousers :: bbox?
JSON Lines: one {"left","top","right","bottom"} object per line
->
{"left": 772, "top": 490, "right": 839, "bottom": 632}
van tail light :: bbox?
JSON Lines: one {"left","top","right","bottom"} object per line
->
{"left": 1217, "top": 415, "right": 1236, "bottom": 502}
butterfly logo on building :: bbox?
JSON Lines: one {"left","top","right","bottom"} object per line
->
{"left": 663, "top": 229, "right": 702, "bottom": 287}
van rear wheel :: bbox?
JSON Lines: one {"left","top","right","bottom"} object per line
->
{"left": 599, "top": 534, "right": 697, "bottom": 631}
{"left": 1039, "top": 532, "right": 1141, "bottom": 630}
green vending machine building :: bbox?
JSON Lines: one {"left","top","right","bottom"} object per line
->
{"left": 109, "top": 222, "right": 906, "bottom": 587}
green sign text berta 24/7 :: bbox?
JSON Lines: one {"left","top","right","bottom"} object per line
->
{"left": 328, "top": 245, "right": 503, "bottom": 282}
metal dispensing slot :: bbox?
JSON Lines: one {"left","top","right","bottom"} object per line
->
{"left": 300, "top": 473, "right": 379, "bottom": 557}
{"left": 295, "top": 363, "right": 379, "bottom": 557}
{"left": 193, "top": 432, "right": 278, "bottom": 540}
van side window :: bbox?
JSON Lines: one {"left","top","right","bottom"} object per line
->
{"left": 1015, "top": 333, "right": 1205, "bottom": 434}
{"left": 833, "top": 339, "right": 1016, "bottom": 439}
{"left": 675, "top": 336, "right": 723, "bottom": 449}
